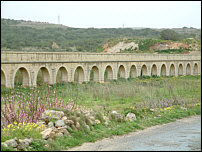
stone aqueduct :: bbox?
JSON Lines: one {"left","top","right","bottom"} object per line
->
{"left": 1, "top": 51, "right": 201, "bottom": 88}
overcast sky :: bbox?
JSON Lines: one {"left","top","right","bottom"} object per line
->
{"left": 1, "top": 1, "right": 201, "bottom": 28}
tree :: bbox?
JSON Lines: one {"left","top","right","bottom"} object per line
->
{"left": 160, "top": 29, "right": 181, "bottom": 41}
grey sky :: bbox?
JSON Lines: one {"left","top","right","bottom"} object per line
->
{"left": 1, "top": 1, "right": 201, "bottom": 28}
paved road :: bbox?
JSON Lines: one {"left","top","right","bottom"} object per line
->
{"left": 67, "top": 115, "right": 201, "bottom": 151}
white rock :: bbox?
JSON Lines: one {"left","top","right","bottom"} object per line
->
{"left": 75, "top": 122, "right": 80, "bottom": 129}
{"left": 5, "top": 139, "right": 18, "bottom": 148}
{"left": 111, "top": 111, "right": 125, "bottom": 122}
{"left": 126, "top": 113, "right": 137, "bottom": 121}
{"left": 42, "top": 110, "right": 64, "bottom": 120}
{"left": 55, "top": 132, "right": 63, "bottom": 137}
{"left": 48, "top": 122, "right": 54, "bottom": 127}
{"left": 111, "top": 111, "right": 118, "bottom": 114}
{"left": 64, "top": 120, "right": 74, "bottom": 126}
{"left": 61, "top": 116, "right": 68, "bottom": 120}
{"left": 55, "top": 120, "right": 66, "bottom": 128}
{"left": 41, "top": 128, "right": 53, "bottom": 139}
{"left": 18, "top": 139, "right": 30, "bottom": 150}
{"left": 59, "top": 129, "right": 70, "bottom": 136}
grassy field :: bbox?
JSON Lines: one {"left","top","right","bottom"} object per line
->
{"left": 34, "top": 75, "right": 201, "bottom": 114}
{"left": 1, "top": 75, "right": 201, "bottom": 151}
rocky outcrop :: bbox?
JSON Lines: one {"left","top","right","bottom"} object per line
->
{"left": 2, "top": 138, "right": 33, "bottom": 151}
{"left": 103, "top": 42, "right": 139, "bottom": 53}
{"left": 51, "top": 41, "right": 59, "bottom": 49}
{"left": 149, "top": 42, "right": 189, "bottom": 51}
{"left": 38, "top": 109, "right": 110, "bottom": 140}
{"left": 2, "top": 108, "right": 112, "bottom": 150}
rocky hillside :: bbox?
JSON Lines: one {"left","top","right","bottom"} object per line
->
{"left": 101, "top": 38, "right": 201, "bottom": 54}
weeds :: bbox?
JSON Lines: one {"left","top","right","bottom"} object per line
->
{"left": 1, "top": 75, "right": 201, "bottom": 151}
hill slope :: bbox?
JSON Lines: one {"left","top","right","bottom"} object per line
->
{"left": 1, "top": 18, "right": 201, "bottom": 53}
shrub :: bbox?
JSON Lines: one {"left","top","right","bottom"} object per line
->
{"left": 160, "top": 29, "right": 181, "bottom": 41}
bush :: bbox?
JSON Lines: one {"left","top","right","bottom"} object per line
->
{"left": 160, "top": 29, "right": 181, "bottom": 41}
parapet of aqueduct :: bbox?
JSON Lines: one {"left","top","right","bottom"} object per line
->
{"left": 1, "top": 51, "right": 201, "bottom": 88}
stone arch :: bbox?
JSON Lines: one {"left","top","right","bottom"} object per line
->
{"left": 56, "top": 66, "right": 68, "bottom": 83}
{"left": 178, "top": 64, "right": 183, "bottom": 76}
{"left": 161, "top": 64, "right": 166, "bottom": 76}
{"left": 104, "top": 65, "right": 113, "bottom": 81}
{"left": 193, "top": 63, "right": 198, "bottom": 75}
{"left": 36, "top": 67, "right": 50, "bottom": 85}
{"left": 130, "top": 65, "right": 137, "bottom": 78}
{"left": 118, "top": 65, "right": 126, "bottom": 78}
{"left": 74, "top": 66, "right": 84, "bottom": 83}
{"left": 186, "top": 63, "right": 191, "bottom": 75}
{"left": 141, "top": 64, "right": 147, "bottom": 76}
{"left": 151, "top": 64, "right": 157, "bottom": 76}
{"left": 14, "top": 67, "right": 29, "bottom": 87}
{"left": 170, "top": 64, "right": 175, "bottom": 76}
{"left": 1, "top": 69, "right": 6, "bottom": 87}
{"left": 90, "top": 66, "right": 99, "bottom": 82}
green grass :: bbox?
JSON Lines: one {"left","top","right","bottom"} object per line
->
{"left": 156, "top": 48, "right": 191, "bottom": 54}
{"left": 1, "top": 75, "right": 201, "bottom": 151}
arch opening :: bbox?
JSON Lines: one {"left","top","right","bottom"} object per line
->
{"left": 14, "top": 67, "right": 29, "bottom": 87}
{"left": 151, "top": 64, "right": 157, "bottom": 76}
{"left": 170, "top": 64, "right": 175, "bottom": 76}
{"left": 186, "top": 63, "right": 191, "bottom": 75}
{"left": 36, "top": 67, "right": 50, "bottom": 86}
{"left": 161, "top": 64, "right": 166, "bottom": 76}
{"left": 117, "top": 65, "right": 126, "bottom": 79}
{"left": 141, "top": 65, "right": 147, "bottom": 76}
{"left": 193, "top": 63, "right": 198, "bottom": 75}
{"left": 1, "top": 70, "right": 6, "bottom": 87}
{"left": 74, "top": 66, "right": 84, "bottom": 83}
{"left": 178, "top": 64, "right": 183, "bottom": 76}
{"left": 56, "top": 67, "right": 68, "bottom": 84}
{"left": 104, "top": 65, "right": 113, "bottom": 81}
{"left": 130, "top": 65, "right": 137, "bottom": 78}
{"left": 90, "top": 66, "right": 99, "bottom": 82}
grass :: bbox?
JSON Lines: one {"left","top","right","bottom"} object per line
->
{"left": 156, "top": 48, "right": 191, "bottom": 54}
{"left": 51, "top": 75, "right": 200, "bottom": 114}
{"left": 1, "top": 75, "right": 201, "bottom": 151}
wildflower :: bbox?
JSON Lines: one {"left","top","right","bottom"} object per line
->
{"left": 7, "top": 124, "right": 13, "bottom": 128}
{"left": 95, "top": 120, "right": 101, "bottom": 124}
{"left": 194, "top": 103, "right": 201, "bottom": 106}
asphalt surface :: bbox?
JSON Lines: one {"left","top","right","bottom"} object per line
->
{"left": 67, "top": 115, "right": 201, "bottom": 151}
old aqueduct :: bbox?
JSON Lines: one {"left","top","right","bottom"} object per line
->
{"left": 1, "top": 51, "right": 201, "bottom": 88}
